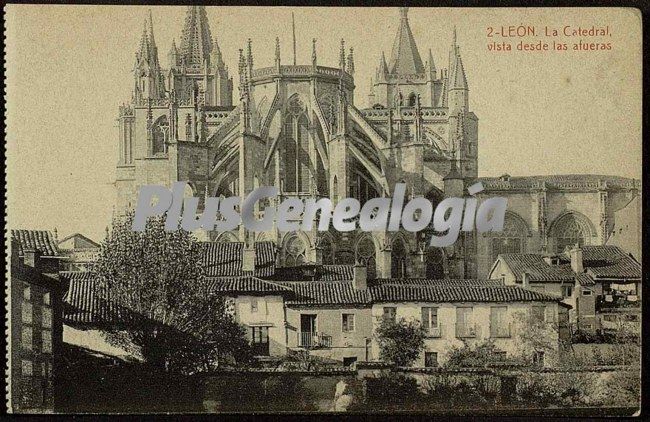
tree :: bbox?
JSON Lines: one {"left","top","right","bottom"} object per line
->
{"left": 511, "top": 310, "right": 560, "bottom": 366}
{"left": 444, "top": 339, "right": 513, "bottom": 369}
{"left": 93, "top": 211, "right": 253, "bottom": 373}
{"left": 374, "top": 317, "right": 426, "bottom": 367}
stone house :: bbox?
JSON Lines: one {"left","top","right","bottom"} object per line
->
{"left": 9, "top": 232, "right": 65, "bottom": 413}
{"left": 61, "top": 242, "right": 569, "bottom": 369}
{"left": 488, "top": 245, "right": 641, "bottom": 334}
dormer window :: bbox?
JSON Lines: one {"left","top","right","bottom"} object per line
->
{"left": 500, "top": 174, "right": 511, "bottom": 182}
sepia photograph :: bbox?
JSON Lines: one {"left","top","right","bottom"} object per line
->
{"left": 4, "top": 4, "right": 642, "bottom": 414}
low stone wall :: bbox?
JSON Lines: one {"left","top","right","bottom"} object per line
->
{"left": 197, "top": 364, "right": 639, "bottom": 412}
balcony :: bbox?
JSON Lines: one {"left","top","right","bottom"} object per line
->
{"left": 455, "top": 323, "right": 476, "bottom": 338}
{"left": 490, "top": 322, "right": 512, "bottom": 338}
{"left": 597, "top": 293, "right": 641, "bottom": 312}
{"left": 298, "top": 331, "right": 332, "bottom": 349}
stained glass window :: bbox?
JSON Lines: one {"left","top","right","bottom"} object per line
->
{"left": 552, "top": 213, "right": 589, "bottom": 253}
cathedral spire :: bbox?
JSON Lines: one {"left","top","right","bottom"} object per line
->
{"left": 377, "top": 51, "right": 389, "bottom": 78}
{"left": 450, "top": 49, "right": 468, "bottom": 90}
{"left": 168, "top": 39, "right": 179, "bottom": 68}
{"left": 312, "top": 38, "right": 317, "bottom": 67}
{"left": 148, "top": 9, "right": 157, "bottom": 51}
{"left": 347, "top": 47, "right": 355, "bottom": 75}
{"left": 179, "top": 6, "right": 213, "bottom": 69}
{"left": 211, "top": 36, "right": 224, "bottom": 69}
{"left": 137, "top": 19, "right": 150, "bottom": 64}
{"left": 388, "top": 7, "right": 424, "bottom": 75}
{"left": 339, "top": 39, "right": 346, "bottom": 71}
{"left": 426, "top": 48, "right": 436, "bottom": 78}
{"left": 275, "top": 37, "right": 281, "bottom": 70}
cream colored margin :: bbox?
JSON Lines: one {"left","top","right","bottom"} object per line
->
{"left": 4, "top": 5, "right": 12, "bottom": 413}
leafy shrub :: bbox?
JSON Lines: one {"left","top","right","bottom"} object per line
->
{"left": 375, "top": 317, "right": 426, "bottom": 367}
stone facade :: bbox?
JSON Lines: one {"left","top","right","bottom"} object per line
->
{"left": 114, "top": 7, "right": 640, "bottom": 280}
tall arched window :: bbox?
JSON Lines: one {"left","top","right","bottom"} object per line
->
{"left": 283, "top": 96, "right": 311, "bottom": 194}
{"left": 319, "top": 235, "right": 334, "bottom": 265}
{"left": 391, "top": 237, "right": 408, "bottom": 278}
{"left": 283, "top": 234, "right": 307, "bottom": 267}
{"left": 355, "top": 236, "right": 376, "bottom": 279}
{"left": 425, "top": 247, "right": 445, "bottom": 279}
{"left": 152, "top": 115, "right": 168, "bottom": 155}
{"left": 284, "top": 115, "right": 297, "bottom": 192}
{"left": 297, "top": 114, "right": 310, "bottom": 192}
{"left": 551, "top": 213, "right": 591, "bottom": 253}
{"left": 490, "top": 213, "right": 528, "bottom": 263}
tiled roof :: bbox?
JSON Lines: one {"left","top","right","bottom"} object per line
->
{"left": 281, "top": 279, "right": 562, "bottom": 307}
{"left": 60, "top": 272, "right": 126, "bottom": 324}
{"left": 283, "top": 281, "right": 371, "bottom": 306}
{"left": 498, "top": 254, "right": 575, "bottom": 283}
{"left": 477, "top": 174, "right": 638, "bottom": 191}
{"left": 206, "top": 276, "right": 293, "bottom": 295}
{"left": 271, "top": 264, "right": 355, "bottom": 282}
{"left": 580, "top": 246, "right": 641, "bottom": 279}
{"left": 368, "top": 284, "right": 563, "bottom": 304}
{"left": 371, "top": 278, "right": 504, "bottom": 287}
{"left": 11, "top": 229, "right": 59, "bottom": 256}
{"left": 575, "top": 273, "right": 595, "bottom": 286}
{"left": 202, "top": 241, "right": 276, "bottom": 277}
{"left": 499, "top": 246, "right": 641, "bottom": 283}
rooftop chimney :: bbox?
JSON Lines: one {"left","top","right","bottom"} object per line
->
{"left": 569, "top": 245, "right": 583, "bottom": 273}
{"left": 242, "top": 244, "right": 256, "bottom": 273}
{"left": 353, "top": 263, "right": 367, "bottom": 290}
{"left": 522, "top": 272, "right": 530, "bottom": 289}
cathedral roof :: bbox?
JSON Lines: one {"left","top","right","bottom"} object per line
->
{"left": 179, "top": 6, "right": 213, "bottom": 67}
{"left": 476, "top": 174, "right": 639, "bottom": 190}
{"left": 388, "top": 8, "right": 425, "bottom": 75}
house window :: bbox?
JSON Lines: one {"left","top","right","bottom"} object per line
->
{"left": 533, "top": 351, "right": 545, "bottom": 366}
{"left": 562, "top": 285, "right": 573, "bottom": 298}
{"left": 251, "top": 326, "right": 270, "bottom": 356}
{"left": 22, "top": 303, "right": 32, "bottom": 324}
{"left": 43, "top": 292, "right": 51, "bottom": 306}
{"left": 456, "top": 307, "right": 475, "bottom": 338}
{"left": 251, "top": 297, "right": 259, "bottom": 313}
{"left": 425, "top": 352, "right": 438, "bottom": 368}
{"left": 42, "top": 308, "right": 52, "bottom": 328}
{"left": 21, "top": 360, "right": 33, "bottom": 377}
{"left": 383, "top": 307, "right": 397, "bottom": 323}
{"left": 342, "top": 314, "right": 355, "bottom": 333}
{"left": 22, "top": 327, "right": 32, "bottom": 350}
{"left": 42, "top": 330, "right": 52, "bottom": 353}
{"left": 24, "top": 286, "right": 31, "bottom": 301}
{"left": 490, "top": 306, "right": 510, "bottom": 338}
{"left": 582, "top": 290, "right": 593, "bottom": 296}
{"left": 531, "top": 305, "right": 546, "bottom": 323}
{"left": 421, "top": 307, "right": 439, "bottom": 334}
{"left": 343, "top": 357, "right": 357, "bottom": 367}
